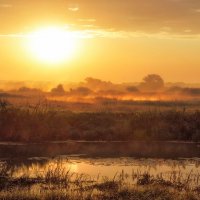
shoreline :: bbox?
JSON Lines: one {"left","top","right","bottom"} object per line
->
{"left": 0, "top": 140, "right": 199, "bottom": 146}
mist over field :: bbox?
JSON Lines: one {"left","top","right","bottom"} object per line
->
{"left": 1, "top": 74, "right": 200, "bottom": 143}
{"left": 1, "top": 75, "right": 200, "bottom": 106}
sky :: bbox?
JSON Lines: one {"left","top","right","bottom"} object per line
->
{"left": 0, "top": 0, "right": 200, "bottom": 83}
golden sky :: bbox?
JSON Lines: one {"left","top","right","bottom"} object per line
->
{"left": 0, "top": 0, "right": 200, "bottom": 83}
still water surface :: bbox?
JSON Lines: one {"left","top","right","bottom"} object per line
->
{"left": 4, "top": 157, "right": 200, "bottom": 183}
{"left": 0, "top": 141, "right": 200, "bottom": 182}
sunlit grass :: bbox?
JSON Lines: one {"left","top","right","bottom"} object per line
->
{"left": 0, "top": 161, "right": 199, "bottom": 200}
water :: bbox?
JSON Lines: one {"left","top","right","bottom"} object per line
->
{"left": 0, "top": 141, "right": 200, "bottom": 183}
{"left": 0, "top": 141, "right": 199, "bottom": 158}
{"left": 2, "top": 156, "right": 198, "bottom": 187}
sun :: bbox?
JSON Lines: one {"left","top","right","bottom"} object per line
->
{"left": 28, "top": 27, "right": 77, "bottom": 64}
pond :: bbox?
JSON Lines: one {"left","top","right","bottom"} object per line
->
{"left": 0, "top": 141, "right": 199, "bottom": 184}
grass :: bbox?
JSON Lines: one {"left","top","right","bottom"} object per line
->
{"left": 0, "top": 160, "right": 199, "bottom": 200}
{"left": 0, "top": 100, "right": 200, "bottom": 142}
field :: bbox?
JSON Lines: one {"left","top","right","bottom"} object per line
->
{"left": 0, "top": 160, "right": 199, "bottom": 200}
{"left": 0, "top": 99, "right": 200, "bottom": 199}
{"left": 0, "top": 99, "right": 200, "bottom": 142}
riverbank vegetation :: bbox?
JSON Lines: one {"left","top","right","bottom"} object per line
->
{"left": 0, "top": 100, "right": 200, "bottom": 142}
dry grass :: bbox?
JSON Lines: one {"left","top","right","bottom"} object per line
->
{"left": 0, "top": 161, "right": 199, "bottom": 200}
{"left": 0, "top": 100, "right": 200, "bottom": 142}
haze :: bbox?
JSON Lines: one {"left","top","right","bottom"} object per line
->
{"left": 0, "top": 0, "right": 200, "bottom": 83}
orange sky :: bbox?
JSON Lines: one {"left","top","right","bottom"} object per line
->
{"left": 0, "top": 0, "right": 200, "bottom": 83}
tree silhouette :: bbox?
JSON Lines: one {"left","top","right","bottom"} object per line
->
{"left": 69, "top": 87, "right": 92, "bottom": 96}
{"left": 51, "top": 84, "right": 65, "bottom": 94}
{"left": 139, "top": 74, "right": 165, "bottom": 92}
{"left": 126, "top": 86, "right": 139, "bottom": 93}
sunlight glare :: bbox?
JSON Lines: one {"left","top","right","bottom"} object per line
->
{"left": 28, "top": 27, "right": 77, "bottom": 64}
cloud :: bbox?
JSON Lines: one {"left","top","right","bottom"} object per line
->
{"left": 1, "top": 0, "right": 200, "bottom": 39}
{"left": 1, "top": 28, "right": 200, "bottom": 41}
{"left": 0, "top": 33, "right": 27, "bottom": 37}
{"left": 78, "top": 19, "right": 96, "bottom": 22}
{"left": 68, "top": 4, "right": 79, "bottom": 12}
{"left": 0, "top": 4, "right": 12, "bottom": 8}
{"left": 65, "top": 0, "right": 200, "bottom": 36}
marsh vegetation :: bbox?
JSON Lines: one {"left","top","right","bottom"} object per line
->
{"left": 0, "top": 159, "right": 200, "bottom": 200}
{"left": 0, "top": 98, "right": 200, "bottom": 199}
{"left": 0, "top": 100, "right": 200, "bottom": 142}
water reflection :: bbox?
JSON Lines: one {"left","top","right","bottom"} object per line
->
{"left": 5, "top": 156, "right": 200, "bottom": 184}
